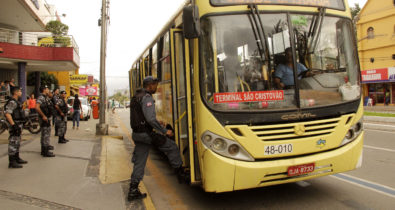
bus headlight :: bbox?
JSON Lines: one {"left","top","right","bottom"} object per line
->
{"left": 201, "top": 131, "right": 254, "bottom": 162}
{"left": 340, "top": 119, "right": 363, "bottom": 146}
{"left": 213, "top": 138, "right": 227, "bottom": 151}
{"left": 228, "top": 144, "right": 240, "bottom": 155}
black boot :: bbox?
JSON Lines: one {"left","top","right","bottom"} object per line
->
{"left": 42, "top": 147, "right": 55, "bottom": 157}
{"left": 175, "top": 166, "right": 190, "bottom": 184}
{"left": 47, "top": 145, "right": 54, "bottom": 150}
{"left": 58, "top": 136, "right": 67, "bottom": 144}
{"left": 41, "top": 146, "right": 44, "bottom": 156}
{"left": 15, "top": 152, "right": 28, "bottom": 164}
{"left": 127, "top": 181, "right": 147, "bottom": 201}
{"left": 8, "top": 155, "right": 22, "bottom": 168}
{"left": 63, "top": 136, "right": 69, "bottom": 142}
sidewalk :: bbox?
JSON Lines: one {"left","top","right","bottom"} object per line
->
{"left": 0, "top": 113, "right": 145, "bottom": 210}
{"left": 364, "top": 105, "right": 395, "bottom": 113}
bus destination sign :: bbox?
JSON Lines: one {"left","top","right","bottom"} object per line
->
{"left": 210, "top": 0, "right": 345, "bottom": 10}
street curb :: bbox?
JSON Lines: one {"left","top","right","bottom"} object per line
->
{"left": 363, "top": 116, "right": 395, "bottom": 123}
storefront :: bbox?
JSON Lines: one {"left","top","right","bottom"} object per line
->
{"left": 362, "top": 67, "right": 395, "bottom": 105}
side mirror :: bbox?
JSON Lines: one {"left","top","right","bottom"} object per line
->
{"left": 183, "top": 5, "right": 201, "bottom": 39}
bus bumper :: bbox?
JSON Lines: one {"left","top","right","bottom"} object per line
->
{"left": 202, "top": 132, "right": 363, "bottom": 192}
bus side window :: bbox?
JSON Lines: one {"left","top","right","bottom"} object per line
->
{"left": 161, "top": 32, "right": 171, "bottom": 81}
{"left": 152, "top": 44, "right": 158, "bottom": 78}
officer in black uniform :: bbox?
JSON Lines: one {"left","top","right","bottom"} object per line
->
{"left": 4, "top": 86, "right": 28, "bottom": 168}
{"left": 54, "top": 90, "right": 68, "bottom": 143}
{"left": 35, "top": 86, "right": 55, "bottom": 157}
{"left": 128, "top": 76, "right": 185, "bottom": 201}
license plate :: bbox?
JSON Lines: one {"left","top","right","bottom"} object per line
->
{"left": 287, "top": 163, "right": 315, "bottom": 176}
{"left": 264, "top": 144, "right": 293, "bottom": 155}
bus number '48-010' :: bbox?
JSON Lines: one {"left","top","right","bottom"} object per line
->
{"left": 264, "top": 144, "right": 293, "bottom": 155}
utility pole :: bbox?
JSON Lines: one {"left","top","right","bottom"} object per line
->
{"left": 96, "top": 0, "right": 109, "bottom": 135}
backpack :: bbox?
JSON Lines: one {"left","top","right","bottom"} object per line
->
{"left": 130, "top": 89, "right": 152, "bottom": 133}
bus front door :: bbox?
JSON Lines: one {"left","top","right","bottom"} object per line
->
{"left": 170, "top": 29, "right": 196, "bottom": 183}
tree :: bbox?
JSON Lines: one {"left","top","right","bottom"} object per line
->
{"left": 350, "top": 3, "right": 361, "bottom": 39}
{"left": 109, "top": 90, "right": 129, "bottom": 106}
{"left": 45, "top": 20, "right": 71, "bottom": 47}
{"left": 351, "top": 3, "right": 361, "bottom": 22}
{"left": 45, "top": 20, "right": 69, "bottom": 36}
{"left": 27, "top": 72, "right": 59, "bottom": 89}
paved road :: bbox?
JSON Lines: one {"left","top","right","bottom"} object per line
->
{"left": 118, "top": 109, "right": 395, "bottom": 209}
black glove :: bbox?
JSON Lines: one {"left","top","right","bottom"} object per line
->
{"left": 150, "top": 132, "right": 167, "bottom": 147}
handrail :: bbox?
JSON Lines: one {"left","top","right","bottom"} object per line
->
{"left": 0, "top": 28, "right": 79, "bottom": 55}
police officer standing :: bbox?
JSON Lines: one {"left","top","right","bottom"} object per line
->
{"left": 35, "top": 86, "right": 55, "bottom": 157}
{"left": 54, "top": 90, "right": 68, "bottom": 144}
{"left": 52, "top": 88, "right": 59, "bottom": 131}
{"left": 128, "top": 76, "right": 185, "bottom": 201}
{"left": 4, "top": 86, "right": 28, "bottom": 168}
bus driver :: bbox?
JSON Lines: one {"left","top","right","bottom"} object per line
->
{"left": 274, "top": 47, "right": 313, "bottom": 89}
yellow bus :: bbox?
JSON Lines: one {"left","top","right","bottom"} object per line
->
{"left": 129, "top": 0, "right": 364, "bottom": 193}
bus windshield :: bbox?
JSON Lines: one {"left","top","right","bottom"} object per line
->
{"left": 199, "top": 12, "right": 360, "bottom": 111}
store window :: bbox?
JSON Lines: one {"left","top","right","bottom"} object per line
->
{"left": 368, "top": 83, "right": 392, "bottom": 104}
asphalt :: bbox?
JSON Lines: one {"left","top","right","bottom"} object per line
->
{"left": 0, "top": 113, "right": 148, "bottom": 210}
{"left": 0, "top": 105, "right": 393, "bottom": 209}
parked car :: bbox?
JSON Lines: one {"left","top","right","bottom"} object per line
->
{"left": 67, "top": 97, "right": 91, "bottom": 121}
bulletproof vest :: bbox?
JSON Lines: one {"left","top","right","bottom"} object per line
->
{"left": 40, "top": 95, "right": 52, "bottom": 117}
{"left": 130, "top": 89, "right": 153, "bottom": 133}
{"left": 49, "top": 97, "right": 57, "bottom": 116}
{"left": 4, "top": 98, "right": 25, "bottom": 121}
{"left": 59, "top": 98, "right": 68, "bottom": 114}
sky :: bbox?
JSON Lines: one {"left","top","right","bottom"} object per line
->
{"left": 46, "top": 0, "right": 368, "bottom": 95}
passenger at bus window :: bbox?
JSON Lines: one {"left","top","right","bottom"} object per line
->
{"left": 223, "top": 44, "right": 242, "bottom": 92}
{"left": 274, "top": 48, "right": 311, "bottom": 89}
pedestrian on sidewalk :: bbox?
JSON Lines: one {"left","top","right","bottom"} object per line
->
{"left": 9, "top": 78, "right": 16, "bottom": 88}
{"left": 28, "top": 93, "right": 36, "bottom": 114}
{"left": 36, "top": 86, "right": 55, "bottom": 157}
{"left": 111, "top": 99, "right": 115, "bottom": 113}
{"left": 54, "top": 91, "right": 69, "bottom": 144}
{"left": 0, "top": 81, "right": 7, "bottom": 99}
{"left": 72, "top": 94, "right": 82, "bottom": 130}
{"left": 385, "top": 90, "right": 390, "bottom": 106}
{"left": 128, "top": 76, "right": 186, "bottom": 201}
{"left": 4, "top": 86, "right": 28, "bottom": 168}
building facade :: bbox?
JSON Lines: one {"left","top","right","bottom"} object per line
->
{"left": 0, "top": 0, "right": 80, "bottom": 101}
{"left": 357, "top": 0, "right": 395, "bottom": 105}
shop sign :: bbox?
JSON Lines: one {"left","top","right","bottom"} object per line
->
{"left": 70, "top": 74, "right": 88, "bottom": 85}
{"left": 88, "top": 75, "right": 94, "bottom": 83}
{"left": 388, "top": 67, "right": 395, "bottom": 81}
{"left": 361, "top": 68, "right": 388, "bottom": 83}
{"left": 86, "top": 86, "right": 98, "bottom": 96}
{"left": 214, "top": 91, "right": 284, "bottom": 104}
{"left": 79, "top": 85, "right": 98, "bottom": 96}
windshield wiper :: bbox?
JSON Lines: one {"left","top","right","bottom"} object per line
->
{"left": 247, "top": 4, "right": 272, "bottom": 88}
{"left": 308, "top": 7, "right": 326, "bottom": 54}
{"left": 247, "top": 5, "right": 264, "bottom": 60}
